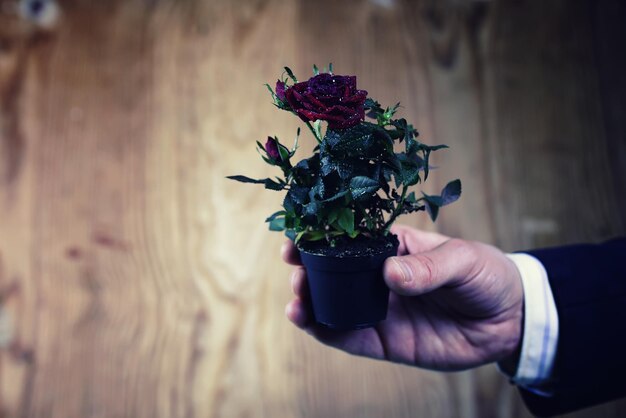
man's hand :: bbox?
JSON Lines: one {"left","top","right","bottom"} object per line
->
{"left": 282, "top": 224, "right": 524, "bottom": 371}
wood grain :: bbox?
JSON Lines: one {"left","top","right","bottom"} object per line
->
{"left": 0, "top": 0, "right": 624, "bottom": 417}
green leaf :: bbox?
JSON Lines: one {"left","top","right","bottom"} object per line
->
{"left": 382, "top": 103, "right": 400, "bottom": 122}
{"left": 303, "top": 201, "right": 321, "bottom": 216}
{"left": 320, "top": 153, "right": 362, "bottom": 179}
{"left": 285, "top": 230, "right": 296, "bottom": 241}
{"left": 401, "top": 161, "right": 421, "bottom": 186}
{"left": 406, "top": 203, "right": 426, "bottom": 214}
{"left": 323, "top": 124, "right": 384, "bottom": 159}
{"left": 298, "top": 230, "right": 327, "bottom": 242}
{"left": 364, "top": 98, "right": 382, "bottom": 111}
{"left": 383, "top": 155, "right": 402, "bottom": 176}
{"left": 420, "top": 144, "right": 447, "bottom": 180}
{"left": 283, "top": 193, "right": 296, "bottom": 213}
{"left": 336, "top": 208, "right": 355, "bottom": 235}
{"left": 424, "top": 200, "right": 440, "bottom": 222}
{"left": 441, "top": 179, "right": 462, "bottom": 206}
{"left": 422, "top": 144, "right": 449, "bottom": 151}
{"left": 309, "top": 177, "right": 325, "bottom": 200}
{"left": 268, "top": 217, "right": 285, "bottom": 231}
{"left": 284, "top": 67, "right": 298, "bottom": 83}
{"left": 264, "top": 178, "right": 285, "bottom": 191}
{"left": 327, "top": 209, "right": 339, "bottom": 225}
{"left": 265, "top": 211, "right": 286, "bottom": 222}
{"left": 313, "top": 120, "right": 323, "bottom": 140}
{"left": 423, "top": 193, "right": 444, "bottom": 206}
{"left": 294, "top": 231, "right": 307, "bottom": 244}
{"left": 406, "top": 137, "right": 419, "bottom": 154}
{"left": 313, "top": 64, "right": 319, "bottom": 75}
{"left": 404, "top": 123, "right": 417, "bottom": 142}
{"left": 422, "top": 193, "right": 445, "bottom": 222}
{"left": 350, "top": 176, "right": 379, "bottom": 200}
{"left": 328, "top": 62, "right": 334, "bottom": 74}
{"left": 393, "top": 154, "right": 421, "bottom": 187}
{"left": 284, "top": 212, "right": 298, "bottom": 229}
{"left": 391, "top": 118, "right": 407, "bottom": 140}
{"left": 278, "top": 142, "right": 290, "bottom": 162}
{"left": 319, "top": 190, "right": 349, "bottom": 203}
{"left": 227, "top": 175, "right": 265, "bottom": 184}
{"left": 264, "top": 83, "right": 276, "bottom": 99}
{"left": 287, "top": 185, "right": 308, "bottom": 205}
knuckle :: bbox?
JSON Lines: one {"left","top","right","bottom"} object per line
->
{"left": 410, "top": 253, "right": 438, "bottom": 288}
{"left": 446, "top": 238, "right": 480, "bottom": 277}
{"left": 448, "top": 237, "right": 477, "bottom": 258}
{"left": 446, "top": 238, "right": 470, "bottom": 253}
{"left": 290, "top": 267, "right": 306, "bottom": 292}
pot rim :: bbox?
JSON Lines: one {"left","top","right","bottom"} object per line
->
{"left": 296, "top": 234, "right": 399, "bottom": 260}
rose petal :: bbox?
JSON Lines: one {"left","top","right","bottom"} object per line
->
{"left": 275, "top": 80, "right": 286, "bottom": 101}
{"left": 285, "top": 73, "right": 367, "bottom": 130}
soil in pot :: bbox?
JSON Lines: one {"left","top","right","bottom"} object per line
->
{"left": 298, "top": 234, "right": 399, "bottom": 330}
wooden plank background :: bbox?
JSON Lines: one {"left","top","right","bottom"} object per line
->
{"left": 0, "top": 0, "right": 625, "bottom": 417}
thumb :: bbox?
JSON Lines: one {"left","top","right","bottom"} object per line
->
{"left": 383, "top": 239, "right": 476, "bottom": 296}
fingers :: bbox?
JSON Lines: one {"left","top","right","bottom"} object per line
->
{"left": 290, "top": 267, "right": 307, "bottom": 297}
{"left": 284, "top": 225, "right": 457, "bottom": 327}
{"left": 286, "top": 267, "right": 312, "bottom": 328}
{"left": 390, "top": 224, "right": 450, "bottom": 255}
{"left": 285, "top": 298, "right": 309, "bottom": 328}
{"left": 281, "top": 240, "right": 302, "bottom": 265}
{"left": 282, "top": 226, "right": 447, "bottom": 262}
{"left": 384, "top": 238, "right": 476, "bottom": 296}
{"left": 284, "top": 266, "right": 383, "bottom": 360}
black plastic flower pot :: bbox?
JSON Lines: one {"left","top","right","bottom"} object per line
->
{"left": 298, "top": 239, "right": 399, "bottom": 330}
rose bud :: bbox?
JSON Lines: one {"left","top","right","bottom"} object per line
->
{"left": 275, "top": 80, "right": 287, "bottom": 102}
{"left": 265, "top": 136, "right": 281, "bottom": 160}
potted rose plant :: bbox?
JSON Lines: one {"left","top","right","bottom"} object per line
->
{"left": 229, "top": 65, "right": 461, "bottom": 330}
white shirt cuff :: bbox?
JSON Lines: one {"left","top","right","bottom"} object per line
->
{"left": 501, "top": 253, "right": 559, "bottom": 396}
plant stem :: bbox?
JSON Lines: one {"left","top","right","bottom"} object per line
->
{"left": 383, "top": 185, "right": 408, "bottom": 233}
{"left": 305, "top": 121, "right": 322, "bottom": 144}
{"left": 356, "top": 202, "right": 376, "bottom": 232}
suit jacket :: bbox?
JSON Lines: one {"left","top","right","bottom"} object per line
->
{"left": 519, "top": 238, "right": 626, "bottom": 416}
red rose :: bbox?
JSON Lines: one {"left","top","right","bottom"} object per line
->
{"left": 285, "top": 73, "right": 368, "bottom": 130}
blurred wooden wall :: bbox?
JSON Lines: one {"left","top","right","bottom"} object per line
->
{"left": 0, "top": 0, "right": 625, "bottom": 417}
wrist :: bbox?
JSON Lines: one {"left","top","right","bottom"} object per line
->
{"left": 497, "top": 306, "right": 524, "bottom": 374}
{"left": 498, "top": 330, "right": 523, "bottom": 376}
{"left": 496, "top": 255, "right": 525, "bottom": 374}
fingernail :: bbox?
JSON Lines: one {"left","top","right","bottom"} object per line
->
{"left": 390, "top": 257, "right": 412, "bottom": 285}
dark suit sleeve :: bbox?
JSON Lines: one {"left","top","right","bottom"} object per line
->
{"left": 518, "top": 238, "right": 626, "bottom": 417}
